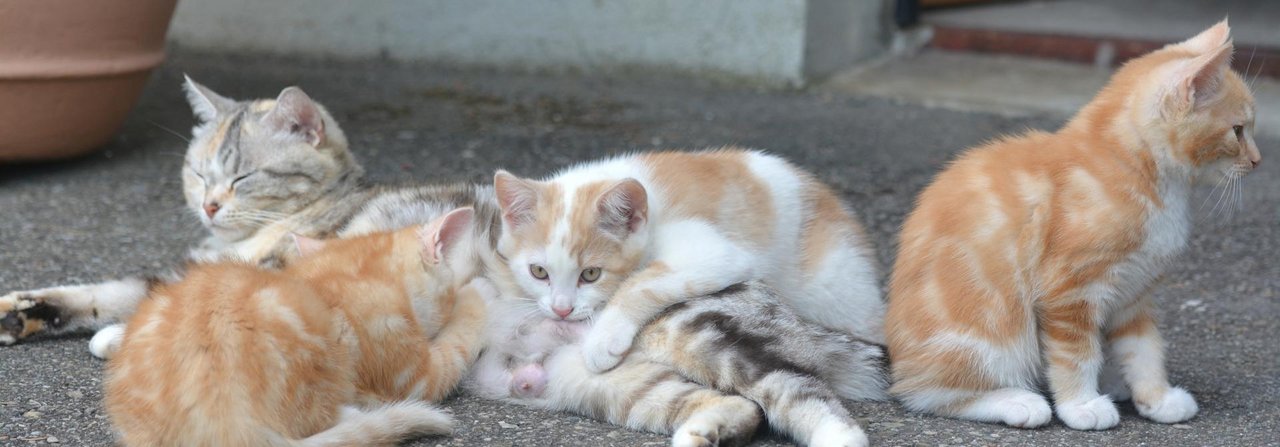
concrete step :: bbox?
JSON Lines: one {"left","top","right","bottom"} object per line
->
{"left": 925, "top": 0, "right": 1280, "bottom": 78}
{"left": 821, "top": 50, "right": 1280, "bottom": 138}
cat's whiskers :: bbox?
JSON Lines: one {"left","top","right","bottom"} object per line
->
{"left": 146, "top": 119, "right": 191, "bottom": 143}
{"left": 1199, "top": 169, "right": 1232, "bottom": 213}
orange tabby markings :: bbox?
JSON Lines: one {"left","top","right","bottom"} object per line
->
{"left": 106, "top": 209, "right": 482, "bottom": 446}
{"left": 888, "top": 20, "right": 1260, "bottom": 431}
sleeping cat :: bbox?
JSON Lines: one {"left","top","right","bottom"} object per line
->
{"left": 489, "top": 149, "right": 885, "bottom": 374}
{"left": 469, "top": 281, "right": 888, "bottom": 447}
{"left": 105, "top": 208, "right": 486, "bottom": 446}
{"left": 0, "top": 77, "right": 494, "bottom": 352}
{"left": 886, "top": 20, "right": 1261, "bottom": 431}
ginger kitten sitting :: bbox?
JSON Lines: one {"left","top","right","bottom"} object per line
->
{"left": 886, "top": 20, "right": 1261, "bottom": 431}
{"left": 105, "top": 209, "right": 486, "bottom": 446}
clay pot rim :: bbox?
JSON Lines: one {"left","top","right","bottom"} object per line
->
{"left": 0, "top": 51, "right": 166, "bottom": 80}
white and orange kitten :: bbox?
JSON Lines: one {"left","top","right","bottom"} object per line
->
{"left": 488, "top": 149, "right": 884, "bottom": 372}
{"left": 887, "top": 20, "right": 1261, "bottom": 431}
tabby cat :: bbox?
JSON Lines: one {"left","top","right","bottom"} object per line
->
{"left": 105, "top": 209, "right": 485, "bottom": 446}
{"left": 0, "top": 78, "right": 494, "bottom": 353}
{"left": 469, "top": 281, "right": 888, "bottom": 447}
{"left": 886, "top": 20, "right": 1261, "bottom": 431}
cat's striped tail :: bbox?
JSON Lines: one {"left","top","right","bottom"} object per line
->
{"left": 296, "top": 401, "right": 453, "bottom": 447}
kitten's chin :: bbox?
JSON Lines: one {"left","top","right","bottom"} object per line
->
{"left": 206, "top": 223, "right": 253, "bottom": 242}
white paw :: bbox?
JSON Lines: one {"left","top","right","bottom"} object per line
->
{"left": 89, "top": 324, "right": 127, "bottom": 360}
{"left": 998, "top": 392, "right": 1053, "bottom": 428}
{"left": 1137, "top": 387, "right": 1198, "bottom": 424}
{"left": 1056, "top": 395, "right": 1120, "bottom": 431}
{"left": 581, "top": 316, "right": 639, "bottom": 373}
{"left": 810, "top": 421, "right": 869, "bottom": 447}
{"left": 672, "top": 420, "right": 719, "bottom": 447}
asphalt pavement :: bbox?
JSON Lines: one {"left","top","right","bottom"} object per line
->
{"left": 0, "top": 51, "right": 1276, "bottom": 446}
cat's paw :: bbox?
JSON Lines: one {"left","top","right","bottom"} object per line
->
{"left": 809, "top": 420, "right": 869, "bottom": 447}
{"left": 1136, "top": 387, "right": 1198, "bottom": 424}
{"left": 0, "top": 291, "right": 61, "bottom": 346}
{"left": 997, "top": 392, "right": 1053, "bottom": 428}
{"left": 581, "top": 315, "right": 639, "bottom": 373}
{"left": 1055, "top": 395, "right": 1120, "bottom": 431}
{"left": 89, "top": 324, "right": 127, "bottom": 360}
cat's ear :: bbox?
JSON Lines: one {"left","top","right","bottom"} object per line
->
{"left": 1166, "top": 40, "right": 1234, "bottom": 112}
{"left": 291, "top": 233, "right": 327, "bottom": 256}
{"left": 182, "top": 75, "right": 234, "bottom": 122}
{"left": 494, "top": 170, "right": 540, "bottom": 228}
{"left": 596, "top": 178, "right": 648, "bottom": 238}
{"left": 418, "top": 207, "right": 476, "bottom": 264}
{"left": 1177, "top": 19, "right": 1231, "bottom": 54}
{"left": 263, "top": 87, "right": 326, "bottom": 147}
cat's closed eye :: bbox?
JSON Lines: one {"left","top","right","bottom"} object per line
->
{"left": 231, "top": 173, "right": 254, "bottom": 188}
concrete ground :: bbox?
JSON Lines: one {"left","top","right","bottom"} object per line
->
{"left": 1, "top": 50, "right": 1277, "bottom": 446}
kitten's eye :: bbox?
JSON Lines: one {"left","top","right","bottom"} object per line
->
{"left": 579, "top": 267, "right": 601, "bottom": 283}
{"left": 529, "top": 264, "right": 549, "bottom": 280}
{"left": 1233, "top": 125, "right": 1244, "bottom": 139}
{"left": 231, "top": 173, "right": 253, "bottom": 188}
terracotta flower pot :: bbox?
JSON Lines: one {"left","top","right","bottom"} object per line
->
{"left": 0, "top": 0, "right": 178, "bottom": 162}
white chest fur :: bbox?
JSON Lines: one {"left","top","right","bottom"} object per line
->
{"left": 1095, "top": 178, "right": 1191, "bottom": 323}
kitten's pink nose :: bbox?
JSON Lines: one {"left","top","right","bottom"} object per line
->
{"left": 203, "top": 202, "right": 221, "bottom": 218}
{"left": 552, "top": 306, "right": 573, "bottom": 319}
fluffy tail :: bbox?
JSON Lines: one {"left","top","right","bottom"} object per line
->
{"left": 407, "top": 279, "right": 491, "bottom": 401}
{"left": 296, "top": 402, "right": 453, "bottom": 447}
{"left": 822, "top": 338, "right": 891, "bottom": 402}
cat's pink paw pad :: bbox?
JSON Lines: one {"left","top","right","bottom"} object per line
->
{"left": 999, "top": 393, "right": 1052, "bottom": 428}
{"left": 1137, "top": 387, "right": 1197, "bottom": 424}
{"left": 510, "top": 363, "right": 548, "bottom": 398}
{"left": 1056, "top": 395, "right": 1120, "bottom": 431}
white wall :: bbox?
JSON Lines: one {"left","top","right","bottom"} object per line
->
{"left": 169, "top": 0, "right": 886, "bottom": 86}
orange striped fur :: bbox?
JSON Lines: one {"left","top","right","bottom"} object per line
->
{"left": 105, "top": 209, "right": 485, "bottom": 447}
{"left": 886, "top": 20, "right": 1261, "bottom": 431}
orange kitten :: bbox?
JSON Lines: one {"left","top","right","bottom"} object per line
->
{"left": 105, "top": 208, "right": 487, "bottom": 446}
{"left": 887, "top": 20, "right": 1261, "bottom": 431}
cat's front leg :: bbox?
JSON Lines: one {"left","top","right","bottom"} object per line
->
{"left": 0, "top": 278, "right": 149, "bottom": 346}
{"left": 1106, "top": 296, "right": 1198, "bottom": 424}
{"left": 584, "top": 224, "right": 756, "bottom": 372}
{"left": 1041, "top": 295, "right": 1120, "bottom": 431}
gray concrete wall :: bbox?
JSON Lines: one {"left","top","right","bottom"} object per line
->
{"left": 169, "top": 0, "right": 887, "bottom": 85}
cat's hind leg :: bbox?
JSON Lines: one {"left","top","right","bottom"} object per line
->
{"left": 540, "top": 350, "right": 761, "bottom": 447}
{"left": 0, "top": 278, "right": 150, "bottom": 346}
{"left": 890, "top": 330, "right": 1050, "bottom": 428}
{"left": 791, "top": 203, "right": 885, "bottom": 344}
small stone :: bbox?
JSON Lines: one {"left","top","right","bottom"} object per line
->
{"left": 66, "top": 391, "right": 84, "bottom": 399}
{"left": 22, "top": 411, "right": 41, "bottom": 419}
{"left": 46, "top": 436, "right": 59, "bottom": 443}
{"left": 497, "top": 421, "right": 517, "bottom": 429}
